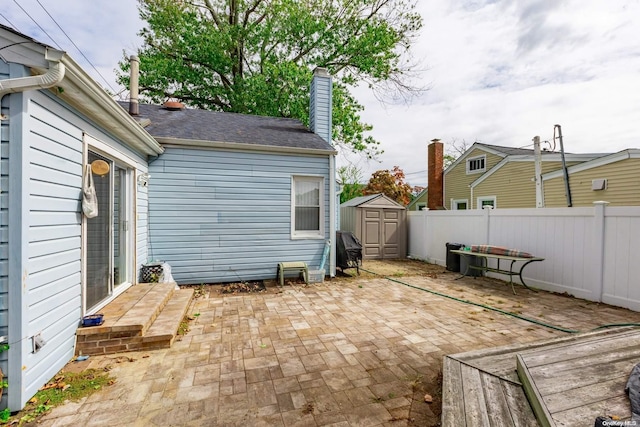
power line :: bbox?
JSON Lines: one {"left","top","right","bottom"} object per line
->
{"left": 34, "top": 0, "right": 120, "bottom": 95}
{"left": 0, "top": 11, "right": 20, "bottom": 31}
{"left": 11, "top": 0, "right": 62, "bottom": 49}
{"left": 404, "top": 169, "right": 427, "bottom": 176}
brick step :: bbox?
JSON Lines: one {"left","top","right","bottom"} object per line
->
{"left": 76, "top": 283, "right": 193, "bottom": 355}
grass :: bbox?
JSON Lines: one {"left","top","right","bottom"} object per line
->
{"left": 6, "top": 368, "right": 113, "bottom": 425}
{"left": 177, "top": 315, "right": 191, "bottom": 335}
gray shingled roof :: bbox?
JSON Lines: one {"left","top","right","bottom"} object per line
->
{"left": 475, "top": 142, "right": 570, "bottom": 156}
{"left": 119, "top": 102, "right": 334, "bottom": 151}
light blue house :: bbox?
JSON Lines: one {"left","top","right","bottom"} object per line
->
{"left": 130, "top": 67, "right": 337, "bottom": 284}
{"left": 0, "top": 25, "right": 164, "bottom": 409}
{"left": 0, "top": 24, "right": 336, "bottom": 410}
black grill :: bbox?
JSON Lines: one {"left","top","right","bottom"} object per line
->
{"left": 336, "top": 231, "right": 362, "bottom": 275}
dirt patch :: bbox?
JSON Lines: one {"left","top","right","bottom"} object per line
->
{"left": 219, "top": 281, "right": 266, "bottom": 294}
{"left": 330, "top": 258, "right": 447, "bottom": 284}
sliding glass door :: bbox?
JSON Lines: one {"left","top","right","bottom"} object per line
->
{"left": 85, "top": 151, "right": 131, "bottom": 310}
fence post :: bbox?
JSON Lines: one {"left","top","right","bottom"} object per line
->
{"left": 483, "top": 205, "right": 493, "bottom": 244}
{"left": 593, "top": 201, "right": 609, "bottom": 302}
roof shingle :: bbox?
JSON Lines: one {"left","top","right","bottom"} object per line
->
{"left": 119, "top": 102, "right": 334, "bottom": 151}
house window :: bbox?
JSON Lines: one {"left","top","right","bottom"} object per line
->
{"left": 291, "top": 176, "right": 324, "bottom": 239}
{"left": 477, "top": 196, "right": 496, "bottom": 209}
{"left": 466, "top": 155, "right": 486, "bottom": 174}
{"left": 452, "top": 199, "right": 468, "bottom": 210}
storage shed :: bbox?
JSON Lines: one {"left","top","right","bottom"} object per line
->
{"left": 340, "top": 194, "right": 407, "bottom": 259}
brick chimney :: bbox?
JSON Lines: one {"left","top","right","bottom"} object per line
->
{"left": 309, "top": 68, "right": 332, "bottom": 144}
{"left": 427, "top": 139, "right": 444, "bottom": 209}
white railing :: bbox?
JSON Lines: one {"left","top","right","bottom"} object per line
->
{"left": 408, "top": 203, "right": 640, "bottom": 311}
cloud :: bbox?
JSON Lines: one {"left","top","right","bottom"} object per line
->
{"left": 3, "top": 0, "right": 639, "bottom": 188}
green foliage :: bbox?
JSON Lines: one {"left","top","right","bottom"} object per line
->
{"left": 443, "top": 153, "right": 456, "bottom": 169}
{"left": 363, "top": 166, "right": 413, "bottom": 205}
{"left": 120, "top": 0, "right": 423, "bottom": 157}
{"left": 8, "top": 369, "right": 113, "bottom": 424}
{"left": 338, "top": 165, "right": 364, "bottom": 203}
{"left": 0, "top": 408, "right": 9, "bottom": 423}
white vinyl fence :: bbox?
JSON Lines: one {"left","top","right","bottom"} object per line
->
{"left": 408, "top": 202, "right": 640, "bottom": 311}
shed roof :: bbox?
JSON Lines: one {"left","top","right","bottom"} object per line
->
{"left": 341, "top": 194, "right": 406, "bottom": 209}
{"left": 120, "top": 102, "right": 335, "bottom": 152}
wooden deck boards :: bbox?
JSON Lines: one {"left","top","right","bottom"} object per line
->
{"left": 442, "top": 327, "right": 640, "bottom": 427}
{"left": 518, "top": 329, "right": 639, "bottom": 426}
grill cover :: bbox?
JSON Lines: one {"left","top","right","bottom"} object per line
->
{"left": 336, "top": 231, "right": 362, "bottom": 272}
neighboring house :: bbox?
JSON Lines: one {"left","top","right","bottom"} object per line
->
{"left": 1, "top": 24, "right": 336, "bottom": 411}
{"left": 407, "top": 188, "right": 428, "bottom": 211}
{"left": 442, "top": 142, "right": 604, "bottom": 209}
{"left": 0, "top": 25, "right": 163, "bottom": 409}
{"left": 125, "top": 70, "right": 337, "bottom": 283}
{"left": 542, "top": 149, "right": 640, "bottom": 207}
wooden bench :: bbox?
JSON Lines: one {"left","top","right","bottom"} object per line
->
{"left": 450, "top": 249, "right": 544, "bottom": 294}
{"left": 277, "top": 262, "right": 308, "bottom": 286}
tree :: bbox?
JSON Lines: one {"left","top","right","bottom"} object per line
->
{"left": 443, "top": 138, "right": 471, "bottom": 169}
{"left": 363, "top": 166, "right": 413, "bottom": 205}
{"left": 337, "top": 165, "right": 364, "bottom": 204}
{"left": 119, "top": 0, "right": 423, "bottom": 158}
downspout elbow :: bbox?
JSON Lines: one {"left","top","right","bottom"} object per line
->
{"left": 0, "top": 50, "right": 65, "bottom": 98}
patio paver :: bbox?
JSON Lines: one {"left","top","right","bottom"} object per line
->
{"left": 38, "top": 266, "right": 640, "bottom": 426}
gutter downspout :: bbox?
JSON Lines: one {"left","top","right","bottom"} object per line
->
{"left": 0, "top": 48, "right": 65, "bottom": 99}
{"left": 329, "top": 154, "right": 337, "bottom": 277}
{"left": 1, "top": 47, "right": 65, "bottom": 411}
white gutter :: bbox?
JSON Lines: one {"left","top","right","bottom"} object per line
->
{"left": 0, "top": 48, "right": 65, "bottom": 98}
{"left": 157, "top": 137, "right": 337, "bottom": 156}
{"left": 329, "top": 154, "right": 337, "bottom": 278}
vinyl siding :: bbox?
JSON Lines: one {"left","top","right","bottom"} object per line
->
{"left": 309, "top": 75, "right": 332, "bottom": 144}
{"left": 0, "top": 62, "right": 10, "bottom": 409}
{"left": 544, "top": 158, "right": 640, "bottom": 207}
{"left": 444, "top": 148, "right": 503, "bottom": 209}
{"left": 11, "top": 90, "right": 149, "bottom": 408}
{"left": 148, "top": 147, "right": 331, "bottom": 284}
{"left": 137, "top": 182, "right": 149, "bottom": 274}
{"left": 474, "top": 160, "right": 575, "bottom": 208}
{"left": 24, "top": 96, "right": 83, "bottom": 403}
{"left": 408, "top": 191, "right": 428, "bottom": 211}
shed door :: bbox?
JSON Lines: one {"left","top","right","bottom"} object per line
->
{"left": 382, "top": 210, "right": 400, "bottom": 258}
{"left": 361, "top": 208, "right": 402, "bottom": 259}
{"left": 362, "top": 209, "right": 382, "bottom": 258}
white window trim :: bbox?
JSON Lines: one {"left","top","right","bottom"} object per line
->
{"left": 291, "top": 175, "right": 325, "bottom": 239}
{"left": 451, "top": 199, "right": 469, "bottom": 210}
{"left": 466, "top": 154, "right": 486, "bottom": 175}
{"left": 477, "top": 196, "right": 497, "bottom": 209}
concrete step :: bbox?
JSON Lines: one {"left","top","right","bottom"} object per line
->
{"left": 136, "top": 288, "right": 195, "bottom": 351}
{"left": 76, "top": 283, "right": 193, "bottom": 355}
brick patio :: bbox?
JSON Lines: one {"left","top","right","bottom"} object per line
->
{"left": 39, "top": 262, "right": 640, "bottom": 426}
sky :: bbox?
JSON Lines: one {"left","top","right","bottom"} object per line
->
{"left": 2, "top": 0, "right": 639, "bottom": 187}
